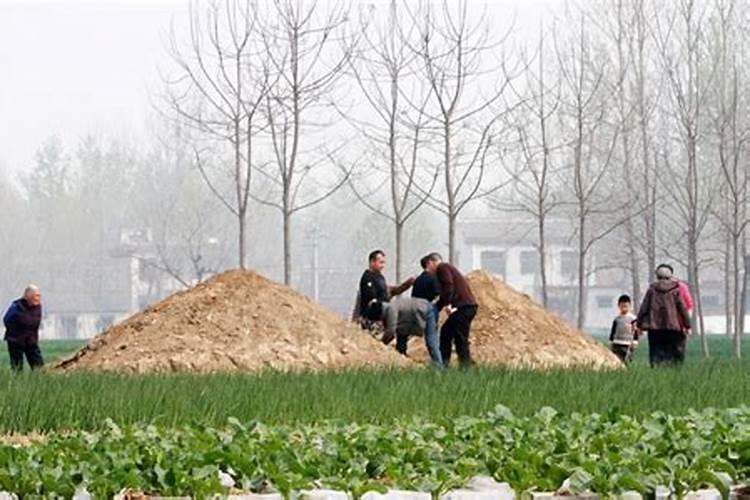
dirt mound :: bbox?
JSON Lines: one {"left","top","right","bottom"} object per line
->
{"left": 54, "top": 270, "right": 409, "bottom": 374}
{"left": 408, "top": 271, "right": 622, "bottom": 369}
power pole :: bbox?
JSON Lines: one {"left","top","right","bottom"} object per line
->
{"left": 307, "top": 224, "right": 322, "bottom": 303}
{"left": 312, "top": 227, "right": 320, "bottom": 303}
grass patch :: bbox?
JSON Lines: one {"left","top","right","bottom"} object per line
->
{"left": 0, "top": 339, "right": 85, "bottom": 370}
{"left": 0, "top": 359, "right": 748, "bottom": 433}
{"left": 0, "top": 336, "right": 746, "bottom": 433}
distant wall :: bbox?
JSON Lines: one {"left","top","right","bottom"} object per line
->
{"left": 39, "top": 312, "right": 131, "bottom": 340}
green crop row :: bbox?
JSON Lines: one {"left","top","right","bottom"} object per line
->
{"left": 1, "top": 406, "right": 748, "bottom": 499}
{"left": 2, "top": 357, "right": 750, "bottom": 433}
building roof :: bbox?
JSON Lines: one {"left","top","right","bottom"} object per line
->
{"left": 459, "top": 217, "right": 575, "bottom": 247}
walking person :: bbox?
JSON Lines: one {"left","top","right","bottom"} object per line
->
{"left": 677, "top": 278, "right": 694, "bottom": 334}
{"left": 609, "top": 294, "right": 638, "bottom": 364}
{"left": 423, "top": 253, "right": 478, "bottom": 368}
{"left": 636, "top": 264, "right": 691, "bottom": 367}
{"left": 3, "top": 285, "right": 45, "bottom": 371}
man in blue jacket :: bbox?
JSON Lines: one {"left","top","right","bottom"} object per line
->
{"left": 3, "top": 285, "right": 44, "bottom": 371}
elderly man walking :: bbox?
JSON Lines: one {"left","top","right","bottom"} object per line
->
{"left": 636, "top": 265, "right": 691, "bottom": 367}
{"left": 3, "top": 285, "right": 44, "bottom": 371}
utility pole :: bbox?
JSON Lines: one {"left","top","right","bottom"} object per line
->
{"left": 312, "top": 227, "right": 320, "bottom": 303}
{"left": 307, "top": 224, "right": 323, "bottom": 303}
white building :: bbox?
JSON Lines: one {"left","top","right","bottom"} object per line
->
{"left": 455, "top": 218, "right": 633, "bottom": 330}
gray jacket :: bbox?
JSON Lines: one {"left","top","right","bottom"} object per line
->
{"left": 610, "top": 313, "right": 637, "bottom": 345}
{"left": 382, "top": 297, "right": 432, "bottom": 340}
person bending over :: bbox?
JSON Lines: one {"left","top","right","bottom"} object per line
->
{"left": 423, "top": 253, "right": 478, "bottom": 368}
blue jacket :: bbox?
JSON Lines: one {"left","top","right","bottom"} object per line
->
{"left": 3, "top": 298, "right": 42, "bottom": 346}
{"left": 412, "top": 271, "right": 440, "bottom": 302}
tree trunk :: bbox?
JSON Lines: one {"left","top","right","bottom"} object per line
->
{"left": 739, "top": 246, "right": 748, "bottom": 356}
{"left": 577, "top": 214, "right": 586, "bottom": 330}
{"left": 644, "top": 152, "right": 657, "bottom": 274}
{"left": 615, "top": 3, "right": 640, "bottom": 306}
{"left": 733, "top": 229, "right": 742, "bottom": 357}
{"left": 636, "top": 8, "right": 657, "bottom": 277}
{"left": 238, "top": 210, "right": 247, "bottom": 270}
{"left": 538, "top": 215, "right": 548, "bottom": 308}
{"left": 725, "top": 232, "right": 733, "bottom": 337}
{"left": 444, "top": 122, "right": 456, "bottom": 262}
{"left": 283, "top": 209, "right": 292, "bottom": 286}
{"left": 689, "top": 249, "right": 709, "bottom": 357}
{"left": 694, "top": 272, "right": 708, "bottom": 356}
{"left": 389, "top": 69, "right": 401, "bottom": 283}
{"left": 622, "top": 131, "right": 641, "bottom": 304}
{"left": 448, "top": 214, "right": 456, "bottom": 264}
{"left": 621, "top": 132, "right": 640, "bottom": 303}
{"left": 395, "top": 220, "right": 404, "bottom": 284}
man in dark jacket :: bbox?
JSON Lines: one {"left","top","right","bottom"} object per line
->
{"left": 412, "top": 255, "right": 441, "bottom": 302}
{"left": 356, "top": 250, "right": 414, "bottom": 327}
{"left": 3, "top": 285, "right": 44, "bottom": 371}
{"left": 636, "top": 264, "right": 691, "bottom": 367}
{"left": 424, "top": 253, "right": 478, "bottom": 368}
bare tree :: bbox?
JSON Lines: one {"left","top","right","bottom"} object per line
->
{"left": 163, "top": 0, "right": 269, "bottom": 270}
{"left": 707, "top": 0, "right": 750, "bottom": 357}
{"left": 133, "top": 125, "right": 231, "bottom": 291}
{"left": 596, "top": 0, "right": 646, "bottom": 304}
{"left": 498, "top": 22, "right": 562, "bottom": 307}
{"left": 344, "top": 0, "right": 436, "bottom": 282}
{"left": 653, "top": 0, "right": 717, "bottom": 355}
{"left": 258, "top": 0, "right": 354, "bottom": 286}
{"left": 555, "top": 9, "right": 625, "bottom": 329}
{"left": 590, "top": 0, "right": 667, "bottom": 306}
{"left": 633, "top": 0, "right": 663, "bottom": 278}
{"left": 410, "top": 0, "right": 516, "bottom": 262}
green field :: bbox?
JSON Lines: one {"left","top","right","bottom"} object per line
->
{"left": 3, "top": 407, "right": 748, "bottom": 498}
{"left": 0, "top": 336, "right": 747, "bottom": 433}
{"left": 0, "top": 336, "right": 748, "bottom": 497}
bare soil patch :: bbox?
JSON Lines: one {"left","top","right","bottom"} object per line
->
{"left": 406, "top": 271, "right": 622, "bottom": 369}
{"left": 53, "top": 270, "right": 409, "bottom": 374}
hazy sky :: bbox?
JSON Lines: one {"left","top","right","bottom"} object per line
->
{"left": 0, "top": 0, "right": 561, "bottom": 176}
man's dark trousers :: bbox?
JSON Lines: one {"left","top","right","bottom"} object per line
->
{"left": 440, "top": 305, "right": 477, "bottom": 368}
{"left": 7, "top": 342, "right": 44, "bottom": 371}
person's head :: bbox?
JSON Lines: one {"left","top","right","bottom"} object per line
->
{"left": 24, "top": 285, "right": 41, "bottom": 307}
{"left": 617, "top": 294, "right": 631, "bottom": 315}
{"left": 655, "top": 263, "right": 674, "bottom": 280}
{"left": 419, "top": 254, "right": 431, "bottom": 271}
{"left": 422, "top": 252, "right": 443, "bottom": 274}
{"left": 368, "top": 250, "right": 386, "bottom": 273}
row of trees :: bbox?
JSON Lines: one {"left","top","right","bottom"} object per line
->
{"left": 2, "top": 0, "right": 747, "bottom": 355}
{"left": 504, "top": 0, "right": 750, "bottom": 356}
{"left": 0, "top": 133, "right": 235, "bottom": 306}
{"left": 0, "top": 129, "right": 440, "bottom": 318}
{"left": 162, "top": 0, "right": 515, "bottom": 285}
{"left": 164, "top": 0, "right": 750, "bottom": 356}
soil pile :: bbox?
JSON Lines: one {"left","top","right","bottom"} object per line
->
{"left": 54, "top": 270, "right": 409, "bottom": 374}
{"left": 408, "top": 271, "right": 622, "bottom": 369}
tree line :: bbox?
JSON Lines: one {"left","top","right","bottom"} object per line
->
{"left": 2, "top": 0, "right": 748, "bottom": 357}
